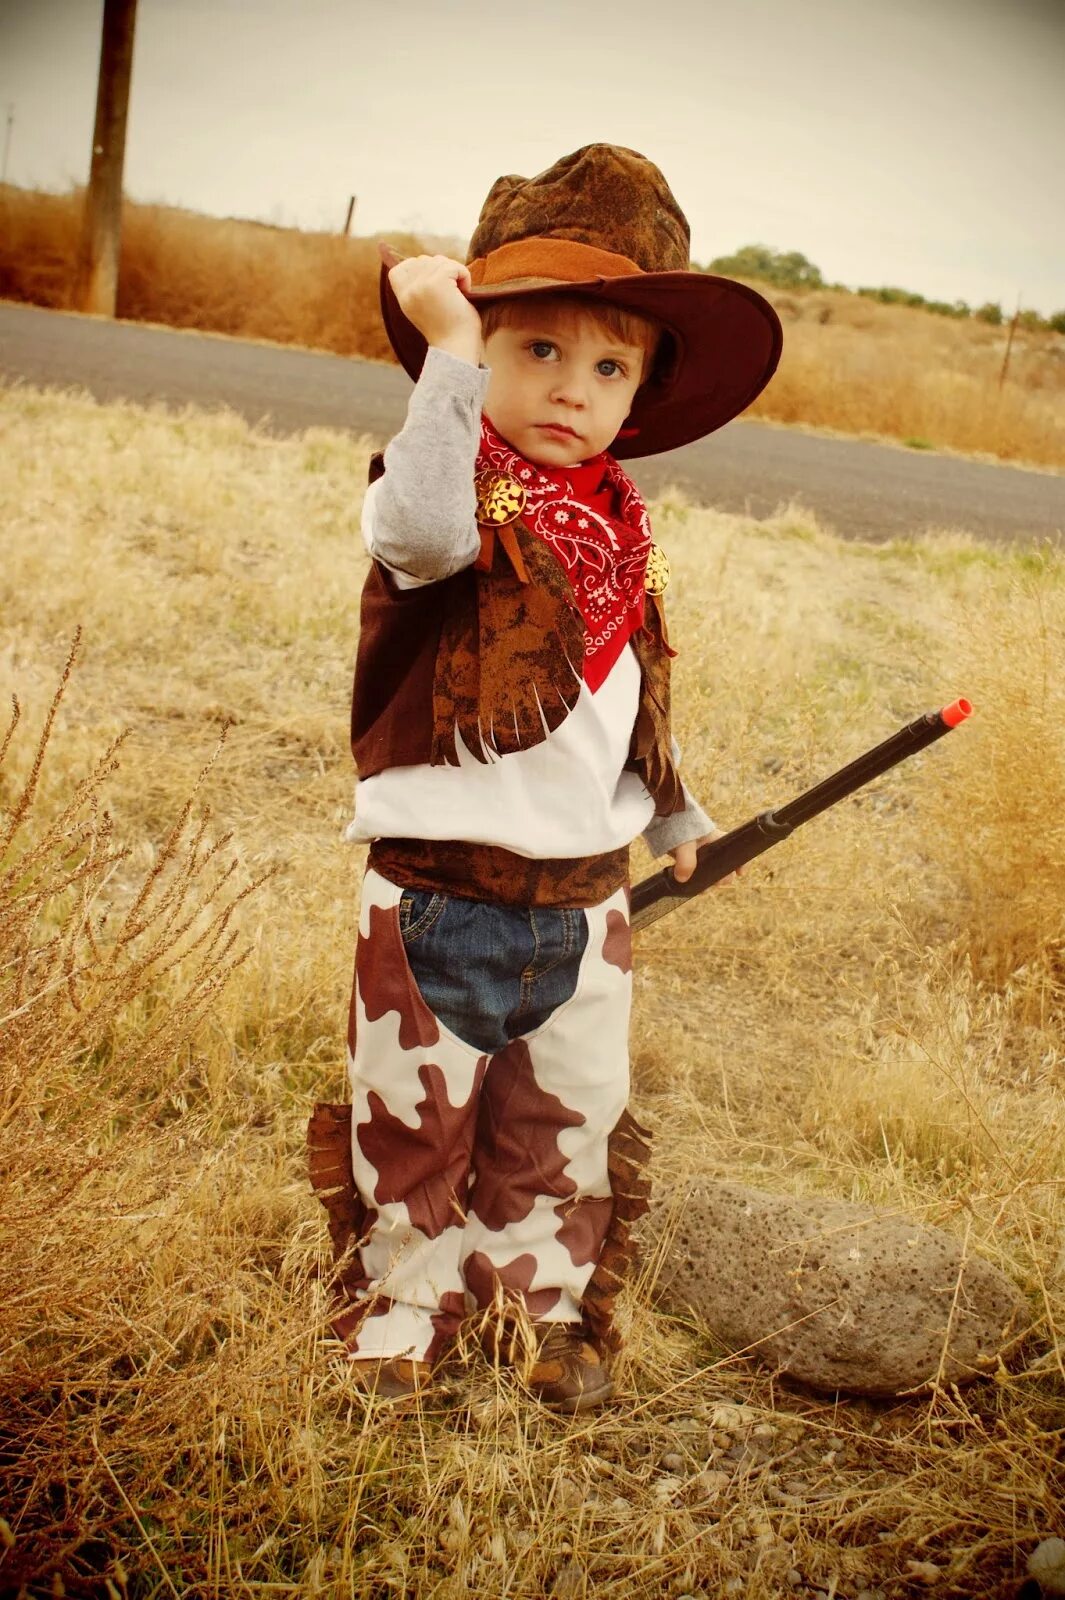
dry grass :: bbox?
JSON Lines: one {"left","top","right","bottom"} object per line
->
{"left": 0, "top": 182, "right": 435, "bottom": 366}
{"left": 748, "top": 289, "right": 1065, "bottom": 470}
{"left": 1, "top": 382, "right": 1063, "bottom": 1598}
{"left": 2, "top": 182, "right": 1064, "bottom": 468}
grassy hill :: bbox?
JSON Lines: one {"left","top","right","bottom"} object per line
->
{"left": 2, "top": 182, "right": 1064, "bottom": 469}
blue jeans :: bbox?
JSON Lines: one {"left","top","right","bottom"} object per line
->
{"left": 398, "top": 888, "right": 589, "bottom": 1053}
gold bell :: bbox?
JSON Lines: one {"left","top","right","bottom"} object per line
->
{"left": 644, "top": 544, "right": 670, "bottom": 595}
{"left": 475, "top": 471, "right": 527, "bottom": 527}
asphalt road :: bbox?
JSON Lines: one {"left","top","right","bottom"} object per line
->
{"left": 2, "top": 300, "right": 1062, "bottom": 545}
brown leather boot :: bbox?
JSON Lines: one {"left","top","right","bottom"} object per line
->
{"left": 345, "top": 1355, "right": 434, "bottom": 1402}
{"left": 525, "top": 1322, "right": 614, "bottom": 1414}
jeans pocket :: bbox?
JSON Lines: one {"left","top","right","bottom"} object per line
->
{"left": 395, "top": 892, "right": 514, "bottom": 1054}
{"left": 398, "top": 888, "right": 447, "bottom": 945}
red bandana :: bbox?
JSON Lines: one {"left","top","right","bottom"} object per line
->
{"left": 476, "top": 416, "right": 652, "bottom": 693}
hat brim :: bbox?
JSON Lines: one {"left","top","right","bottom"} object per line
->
{"left": 379, "top": 265, "right": 782, "bottom": 460}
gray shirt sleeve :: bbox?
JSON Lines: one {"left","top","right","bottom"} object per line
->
{"left": 641, "top": 785, "right": 717, "bottom": 856}
{"left": 362, "top": 345, "right": 488, "bottom": 585}
{"left": 641, "top": 738, "right": 718, "bottom": 855}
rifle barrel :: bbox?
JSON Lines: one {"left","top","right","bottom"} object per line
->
{"left": 629, "top": 699, "right": 971, "bottom": 933}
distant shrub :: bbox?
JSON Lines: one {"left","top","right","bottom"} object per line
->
{"left": 972, "top": 303, "right": 1052, "bottom": 334}
{"left": 858, "top": 288, "right": 974, "bottom": 320}
{"left": 921, "top": 299, "right": 970, "bottom": 319}
{"left": 706, "top": 243, "right": 824, "bottom": 288}
{"left": 858, "top": 285, "right": 927, "bottom": 309}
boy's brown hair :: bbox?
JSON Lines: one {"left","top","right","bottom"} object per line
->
{"left": 478, "top": 293, "right": 664, "bottom": 385}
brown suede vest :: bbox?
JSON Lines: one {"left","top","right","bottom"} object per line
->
{"left": 350, "top": 454, "right": 682, "bottom": 901}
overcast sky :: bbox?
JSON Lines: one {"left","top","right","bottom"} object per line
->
{"left": 2, "top": 0, "right": 1063, "bottom": 315}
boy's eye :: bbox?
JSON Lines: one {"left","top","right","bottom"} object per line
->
{"left": 525, "top": 341, "right": 629, "bottom": 377}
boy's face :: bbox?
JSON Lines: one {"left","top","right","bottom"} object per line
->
{"left": 481, "top": 303, "right": 646, "bottom": 468}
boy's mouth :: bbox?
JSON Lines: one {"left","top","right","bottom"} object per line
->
{"left": 537, "top": 423, "right": 581, "bottom": 439}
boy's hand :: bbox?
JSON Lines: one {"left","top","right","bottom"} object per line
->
{"left": 668, "top": 828, "right": 741, "bottom": 886}
{"left": 378, "top": 243, "right": 483, "bottom": 366}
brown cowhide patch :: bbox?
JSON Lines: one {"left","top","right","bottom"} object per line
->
{"left": 464, "top": 1249, "right": 562, "bottom": 1318}
{"left": 357, "top": 901, "right": 440, "bottom": 1052}
{"left": 602, "top": 909, "right": 632, "bottom": 973}
{"left": 554, "top": 1194, "right": 614, "bottom": 1269}
{"left": 426, "top": 1289, "right": 469, "bottom": 1364}
{"left": 358, "top": 1057, "right": 488, "bottom": 1239}
{"left": 468, "top": 1039, "right": 584, "bottom": 1229}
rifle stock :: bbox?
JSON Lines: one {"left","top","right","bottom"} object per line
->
{"left": 630, "top": 699, "right": 972, "bottom": 933}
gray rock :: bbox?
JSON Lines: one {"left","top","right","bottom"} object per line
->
{"left": 642, "top": 1182, "right": 1027, "bottom": 1396}
{"left": 1029, "top": 1538, "right": 1065, "bottom": 1596}
{"left": 550, "top": 1561, "right": 584, "bottom": 1599}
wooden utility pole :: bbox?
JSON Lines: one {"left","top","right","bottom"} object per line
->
{"left": 1, "top": 105, "right": 13, "bottom": 185}
{"left": 73, "top": 0, "right": 138, "bottom": 315}
{"left": 998, "top": 294, "right": 1021, "bottom": 391}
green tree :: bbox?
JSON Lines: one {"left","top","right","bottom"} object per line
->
{"left": 707, "top": 243, "right": 823, "bottom": 288}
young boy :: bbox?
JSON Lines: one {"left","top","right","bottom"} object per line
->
{"left": 309, "top": 144, "right": 781, "bottom": 1410}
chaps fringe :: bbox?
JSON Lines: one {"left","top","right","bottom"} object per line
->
{"left": 306, "top": 1100, "right": 653, "bottom": 1354}
{"left": 581, "top": 1108, "right": 653, "bottom": 1353}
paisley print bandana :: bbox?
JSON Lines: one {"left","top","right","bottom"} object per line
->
{"left": 476, "top": 415, "right": 652, "bottom": 693}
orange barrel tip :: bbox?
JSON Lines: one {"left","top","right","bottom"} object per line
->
{"left": 941, "top": 697, "right": 973, "bottom": 728}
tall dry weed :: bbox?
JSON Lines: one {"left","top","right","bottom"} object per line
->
{"left": 0, "top": 634, "right": 275, "bottom": 1586}
{"left": 918, "top": 571, "right": 1065, "bottom": 999}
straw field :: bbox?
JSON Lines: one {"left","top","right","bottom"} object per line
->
{"left": 2, "top": 182, "right": 1064, "bottom": 470}
{"left": 1, "top": 379, "right": 1063, "bottom": 1598}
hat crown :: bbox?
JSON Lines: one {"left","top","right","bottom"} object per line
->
{"left": 467, "top": 143, "right": 690, "bottom": 274}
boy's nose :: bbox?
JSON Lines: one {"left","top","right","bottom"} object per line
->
{"left": 549, "top": 370, "right": 587, "bottom": 407}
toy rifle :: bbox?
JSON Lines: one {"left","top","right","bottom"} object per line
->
{"left": 630, "top": 699, "right": 972, "bottom": 933}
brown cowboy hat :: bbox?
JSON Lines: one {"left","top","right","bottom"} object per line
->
{"left": 378, "top": 143, "right": 782, "bottom": 460}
